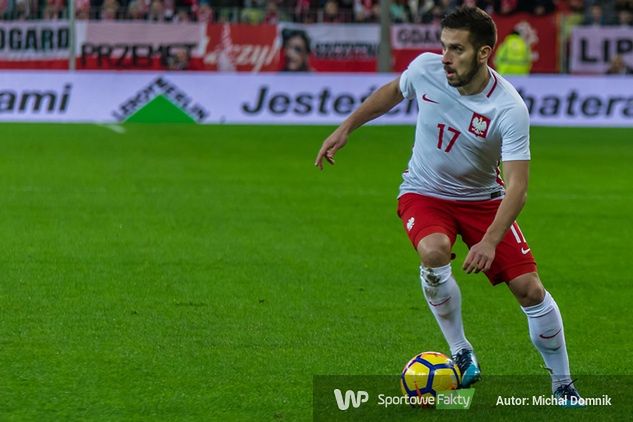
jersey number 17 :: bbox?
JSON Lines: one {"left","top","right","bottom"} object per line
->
{"left": 436, "top": 123, "right": 461, "bottom": 153}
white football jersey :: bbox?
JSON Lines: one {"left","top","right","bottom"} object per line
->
{"left": 398, "top": 53, "right": 530, "bottom": 201}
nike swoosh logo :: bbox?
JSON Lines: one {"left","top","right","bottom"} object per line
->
{"left": 521, "top": 247, "right": 531, "bottom": 255}
{"left": 539, "top": 328, "right": 562, "bottom": 339}
{"left": 422, "top": 94, "right": 438, "bottom": 104}
{"left": 429, "top": 297, "right": 450, "bottom": 307}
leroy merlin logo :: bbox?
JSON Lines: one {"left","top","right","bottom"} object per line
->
{"left": 112, "top": 77, "right": 209, "bottom": 123}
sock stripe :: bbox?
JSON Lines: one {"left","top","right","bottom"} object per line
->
{"left": 539, "top": 328, "right": 562, "bottom": 339}
{"left": 429, "top": 297, "right": 451, "bottom": 307}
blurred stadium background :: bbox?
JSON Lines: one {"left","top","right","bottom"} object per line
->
{"left": 1, "top": 1, "right": 632, "bottom": 420}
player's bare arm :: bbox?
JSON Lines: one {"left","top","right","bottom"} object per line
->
{"left": 463, "top": 160, "right": 529, "bottom": 273}
{"left": 314, "top": 77, "right": 404, "bottom": 170}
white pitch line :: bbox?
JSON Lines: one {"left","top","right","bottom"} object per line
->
{"left": 96, "top": 123, "right": 127, "bottom": 134}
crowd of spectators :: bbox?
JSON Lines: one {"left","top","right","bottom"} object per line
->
{"left": 0, "top": 0, "right": 632, "bottom": 24}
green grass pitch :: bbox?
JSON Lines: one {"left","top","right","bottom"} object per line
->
{"left": 0, "top": 123, "right": 631, "bottom": 420}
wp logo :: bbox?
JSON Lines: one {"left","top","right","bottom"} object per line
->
{"left": 333, "top": 389, "right": 369, "bottom": 410}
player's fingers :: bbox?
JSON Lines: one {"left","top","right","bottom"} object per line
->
{"left": 472, "top": 262, "right": 480, "bottom": 273}
{"left": 479, "top": 254, "right": 489, "bottom": 267}
{"left": 471, "top": 253, "right": 487, "bottom": 273}
{"left": 315, "top": 145, "right": 329, "bottom": 169}
{"left": 482, "top": 256, "right": 494, "bottom": 272}
{"left": 474, "top": 256, "right": 487, "bottom": 273}
{"left": 463, "top": 252, "right": 477, "bottom": 273}
{"left": 325, "top": 149, "right": 336, "bottom": 164}
{"left": 315, "top": 156, "right": 323, "bottom": 170}
{"left": 326, "top": 144, "right": 339, "bottom": 159}
{"left": 466, "top": 262, "right": 477, "bottom": 274}
{"left": 314, "top": 151, "right": 323, "bottom": 167}
{"left": 481, "top": 257, "right": 490, "bottom": 271}
{"left": 462, "top": 253, "right": 472, "bottom": 272}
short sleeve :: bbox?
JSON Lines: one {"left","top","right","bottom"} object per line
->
{"left": 500, "top": 103, "right": 531, "bottom": 162}
{"left": 399, "top": 67, "right": 416, "bottom": 100}
{"left": 399, "top": 53, "right": 433, "bottom": 100}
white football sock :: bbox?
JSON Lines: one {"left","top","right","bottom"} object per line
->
{"left": 420, "top": 264, "right": 472, "bottom": 356}
{"left": 521, "top": 291, "right": 572, "bottom": 391}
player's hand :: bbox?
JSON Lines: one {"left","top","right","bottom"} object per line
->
{"left": 315, "top": 127, "right": 349, "bottom": 170}
{"left": 463, "top": 240, "right": 496, "bottom": 274}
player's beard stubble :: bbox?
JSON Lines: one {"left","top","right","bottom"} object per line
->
{"left": 446, "top": 55, "right": 481, "bottom": 88}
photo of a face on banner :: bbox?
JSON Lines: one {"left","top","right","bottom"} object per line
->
{"left": 281, "top": 28, "right": 312, "bottom": 72}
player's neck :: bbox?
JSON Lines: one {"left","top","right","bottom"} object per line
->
{"left": 457, "top": 65, "right": 490, "bottom": 96}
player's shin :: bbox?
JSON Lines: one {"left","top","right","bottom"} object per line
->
{"left": 521, "top": 290, "right": 573, "bottom": 391}
{"left": 420, "top": 264, "right": 472, "bottom": 355}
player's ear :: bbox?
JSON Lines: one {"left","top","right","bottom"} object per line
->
{"left": 479, "top": 45, "right": 492, "bottom": 63}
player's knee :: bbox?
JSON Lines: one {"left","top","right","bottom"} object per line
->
{"left": 422, "top": 250, "right": 450, "bottom": 268}
{"left": 417, "top": 234, "right": 452, "bottom": 267}
{"left": 526, "top": 280, "right": 545, "bottom": 307}
{"left": 510, "top": 273, "right": 545, "bottom": 307}
{"left": 525, "top": 282, "right": 545, "bottom": 307}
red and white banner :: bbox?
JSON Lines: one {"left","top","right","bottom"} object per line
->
{"left": 390, "top": 14, "right": 559, "bottom": 73}
{"left": 569, "top": 26, "right": 633, "bottom": 74}
{"left": 204, "top": 24, "right": 279, "bottom": 72}
{"left": 0, "top": 21, "right": 70, "bottom": 69}
{"left": 280, "top": 23, "right": 379, "bottom": 72}
{"left": 76, "top": 22, "right": 206, "bottom": 70}
{"left": 1, "top": 18, "right": 559, "bottom": 73}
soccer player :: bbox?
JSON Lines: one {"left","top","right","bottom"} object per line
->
{"left": 314, "top": 6, "right": 581, "bottom": 402}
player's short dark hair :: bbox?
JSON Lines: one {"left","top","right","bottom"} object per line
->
{"left": 441, "top": 6, "right": 497, "bottom": 50}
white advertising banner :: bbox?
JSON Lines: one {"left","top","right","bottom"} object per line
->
{"left": 0, "top": 21, "right": 70, "bottom": 59}
{"left": 391, "top": 24, "right": 442, "bottom": 50}
{"left": 569, "top": 26, "right": 633, "bottom": 74}
{"left": 285, "top": 23, "right": 379, "bottom": 59}
{"left": 0, "top": 72, "right": 631, "bottom": 127}
{"left": 506, "top": 75, "right": 633, "bottom": 126}
{"left": 75, "top": 21, "right": 207, "bottom": 70}
{"left": 76, "top": 22, "right": 205, "bottom": 55}
{"left": 279, "top": 23, "right": 379, "bottom": 72}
